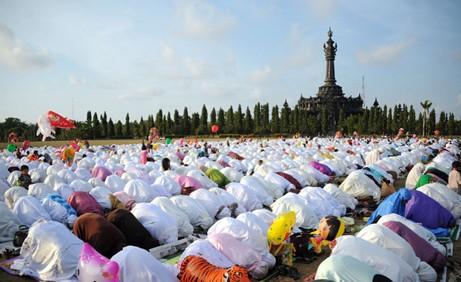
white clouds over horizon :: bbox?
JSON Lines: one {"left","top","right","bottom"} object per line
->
{"left": 356, "top": 38, "right": 415, "bottom": 64}
{"left": 68, "top": 75, "right": 86, "bottom": 86}
{"left": 248, "top": 66, "right": 273, "bottom": 83}
{"left": 175, "top": 0, "right": 236, "bottom": 40}
{"left": 0, "top": 1, "right": 460, "bottom": 122}
{"left": 0, "top": 23, "right": 53, "bottom": 70}
{"left": 117, "top": 88, "right": 164, "bottom": 101}
{"left": 303, "top": 0, "right": 336, "bottom": 19}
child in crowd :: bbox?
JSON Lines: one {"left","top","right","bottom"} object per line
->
{"left": 17, "top": 165, "right": 32, "bottom": 189}
{"left": 140, "top": 141, "right": 148, "bottom": 164}
{"left": 161, "top": 158, "right": 171, "bottom": 171}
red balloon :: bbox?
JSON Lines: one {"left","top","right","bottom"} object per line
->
{"left": 8, "top": 132, "right": 18, "bottom": 143}
{"left": 47, "top": 111, "right": 76, "bottom": 129}
{"left": 211, "top": 124, "right": 219, "bottom": 134}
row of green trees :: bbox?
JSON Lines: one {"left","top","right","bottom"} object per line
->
{"left": 1, "top": 101, "right": 460, "bottom": 142}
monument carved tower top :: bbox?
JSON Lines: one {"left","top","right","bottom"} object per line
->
{"left": 297, "top": 27, "right": 363, "bottom": 132}
{"left": 323, "top": 27, "right": 337, "bottom": 86}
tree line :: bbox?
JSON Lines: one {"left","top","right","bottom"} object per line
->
{"left": 1, "top": 100, "right": 461, "bottom": 142}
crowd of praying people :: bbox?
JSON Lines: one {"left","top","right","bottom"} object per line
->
{"left": 0, "top": 135, "right": 459, "bottom": 281}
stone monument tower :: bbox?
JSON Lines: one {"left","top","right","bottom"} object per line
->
{"left": 298, "top": 28, "right": 363, "bottom": 134}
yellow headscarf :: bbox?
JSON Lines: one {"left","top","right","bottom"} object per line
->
{"left": 267, "top": 211, "right": 296, "bottom": 246}
{"left": 335, "top": 218, "right": 346, "bottom": 239}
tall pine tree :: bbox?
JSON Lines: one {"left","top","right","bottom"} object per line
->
{"left": 271, "top": 105, "right": 280, "bottom": 133}
{"left": 448, "top": 113, "right": 455, "bottom": 136}
{"left": 183, "top": 107, "right": 191, "bottom": 135}
{"left": 280, "top": 100, "right": 291, "bottom": 134}
{"left": 173, "top": 110, "right": 181, "bottom": 135}
{"left": 191, "top": 113, "right": 200, "bottom": 133}
{"left": 253, "top": 103, "right": 261, "bottom": 134}
{"left": 210, "top": 108, "right": 217, "bottom": 125}
{"left": 292, "top": 106, "right": 300, "bottom": 133}
{"left": 217, "top": 108, "right": 225, "bottom": 130}
{"left": 261, "top": 103, "right": 270, "bottom": 134}
{"left": 155, "top": 110, "right": 163, "bottom": 132}
{"left": 199, "top": 105, "right": 208, "bottom": 134}
{"left": 166, "top": 112, "right": 173, "bottom": 135}
{"left": 234, "top": 105, "right": 244, "bottom": 132}
{"left": 437, "top": 111, "right": 447, "bottom": 134}
{"left": 226, "top": 106, "right": 234, "bottom": 134}
{"left": 139, "top": 117, "right": 146, "bottom": 138}
{"left": 115, "top": 120, "right": 123, "bottom": 138}
{"left": 108, "top": 118, "right": 115, "bottom": 138}
{"left": 428, "top": 109, "right": 436, "bottom": 135}
{"left": 124, "top": 113, "right": 131, "bottom": 138}
{"left": 244, "top": 107, "right": 253, "bottom": 134}
{"left": 101, "top": 112, "right": 108, "bottom": 138}
{"left": 408, "top": 106, "right": 416, "bottom": 133}
{"left": 92, "top": 112, "right": 101, "bottom": 139}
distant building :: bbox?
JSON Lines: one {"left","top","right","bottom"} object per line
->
{"left": 298, "top": 28, "right": 363, "bottom": 134}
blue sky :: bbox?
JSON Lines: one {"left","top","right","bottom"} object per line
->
{"left": 0, "top": 0, "right": 460, "bottom": 123}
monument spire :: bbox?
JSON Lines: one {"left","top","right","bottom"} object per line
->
{"left": 323, "top": 27, "right": 337, "bottom": 85}
{"left": 298, "top": 28, "right": 363, "bottom": 135}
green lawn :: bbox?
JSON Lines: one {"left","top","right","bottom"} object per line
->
{"left": 0, "top": 137, "right": 235, "bottom": 150}
{"left": 0, "top": 139, "right": 147, "bottom": 150}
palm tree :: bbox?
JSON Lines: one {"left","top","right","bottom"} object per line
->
{"left": 420, "top": 100, "right": 432, "bottom": 137}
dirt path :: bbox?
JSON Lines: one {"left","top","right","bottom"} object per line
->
{"left": 447, "top": 235, "right": 461, "bottom": 282}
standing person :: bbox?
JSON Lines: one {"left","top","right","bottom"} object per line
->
{"left": 83, "top": 140, "right": 90, "bottom": 149}
{"left": 203, "top": 141, "right": 209, "bottom": 158}
{"left": 448, "top": 161, "right": 461, "bottom": 194}
{"left": 17, "top": 165, "right": 32, "bottom": 189}
{"left": 140, "top": 141, "right": 148, "bottom": 164}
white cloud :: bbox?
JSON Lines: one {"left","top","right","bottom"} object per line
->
{"left": 283, "top": 48, "right": 315, "bottom": 68}
{"left": 249, "top": 66, "right": 272, "bottom": 83}
{"left": 304, "top": 0, "right": 335, "bottom": 19}
{"left": 250, "top": 88, "right": 262, "bottom": 99}
{"left": 183, "top": 57, "right": 215, "bottom": 79}
{"left": 160, "top": 42, "right": 175, "bottom": 62}
{"left": 280, "top": 23, "right": 315, "bottom": 68}
{"left": 356, "top": 39, "right": 414, "bottom": 64}
{"left": 199, "top": 81, "right": 238, "bottom": 97}
{"left": 175, "top": 1, "right": 236, "bottom": 39}
{"left": 0, "top": 23, "right": 53, "bottom": 70}
{"left": 117, "top": 88, "right": 164, "bottom": 101}
{"left": 68, "top": 75, "right": 86, "bottom": 86}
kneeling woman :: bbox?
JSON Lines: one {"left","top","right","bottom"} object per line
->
{"left": 73, "top": 213, "right": 126, "bottom": 258}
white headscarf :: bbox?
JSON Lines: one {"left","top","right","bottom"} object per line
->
{"left": 112, "top": 246, "right": 178, "bottom": 282}
{"left": 19, "top": 220, "right": 83, "bottom": 281}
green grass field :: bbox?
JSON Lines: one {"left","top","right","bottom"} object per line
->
{"left": 0, "top": 139, "right": 146, "bottom": 150}
{"left": 0, "top": 137, "right": 235, "bottom": 150}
